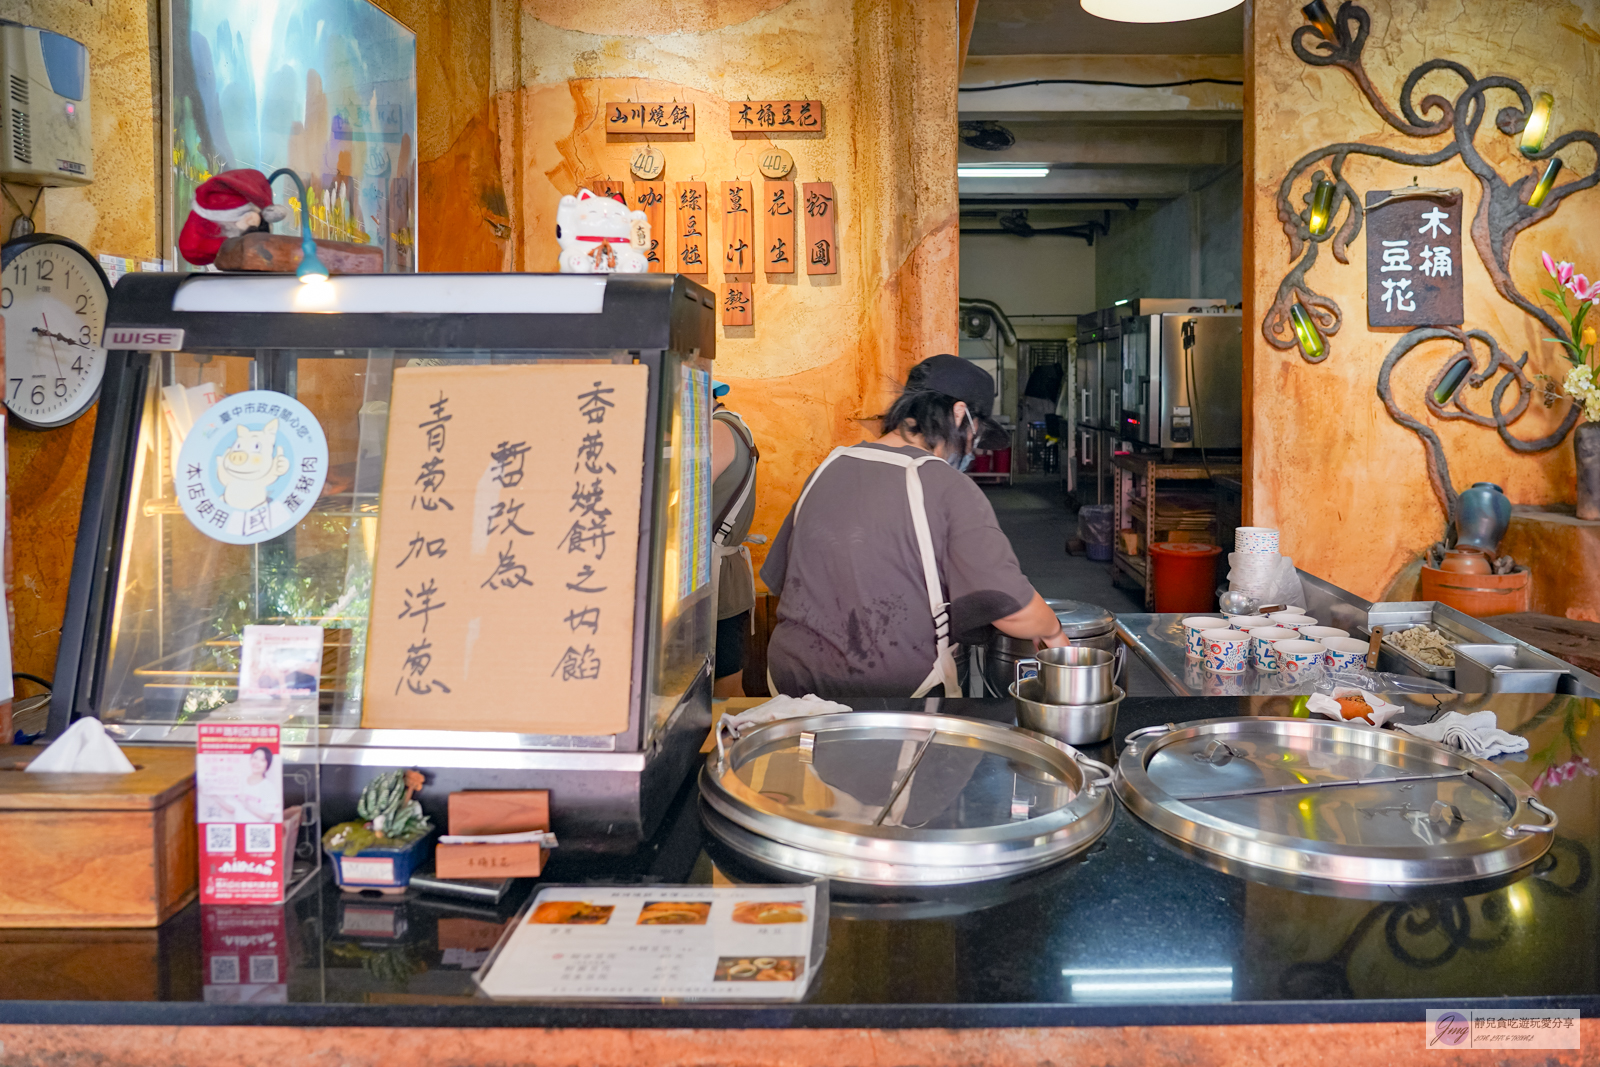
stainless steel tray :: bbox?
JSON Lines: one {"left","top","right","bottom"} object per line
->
{"left": 700, "top": 711, "right": 1115, "bottom": 886}
{"left": 1358, "top": 601, "right": 1463, "bottom": 684}
{"left": 1114, "top": 717, "right": 1554, "bottom": 894}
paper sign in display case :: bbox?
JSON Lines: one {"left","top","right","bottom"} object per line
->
{"left": 52, "top": 272, "right": 719, "bottom": 850}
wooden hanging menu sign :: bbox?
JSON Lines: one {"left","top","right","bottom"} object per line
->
{"left": 1364, "top": 189, "right": 1464, "bottom": 327}
{"left": 764, "top": 181, "right": 795, "bottom": 273}
{"left": 722, "top": 181, "right": 755, "bottom": 274}
{"left": 730, "top": 101, "right": 823, "bottom": 134}
{"left": 722, "top": 281, "right": 753, "bottom": 326}
{"left": 633, "top": 181, "right": 666, "bottom": 272}
{"left": 587, "top": 179, "right": 626, "bottom": 203}
{"left": 675, "top": 182, "right": 708, "bottom": 275}
{"left": 803, "top": 182, "right": 837, "bottom": 276}
{"left": 362, "top": 364, "right": 649, "bottom": 736}
{"left": 605, "top": 102, "right": 695, "bottom": 134}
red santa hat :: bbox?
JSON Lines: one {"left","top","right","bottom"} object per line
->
{"left": 178, "top": 169, "right": 290, "bottom": 266}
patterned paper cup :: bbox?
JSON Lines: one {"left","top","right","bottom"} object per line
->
{"left": 1182, "top": 617, "right": 1229, "bottom": 659}
{"left": 1247, "top": 627, "right": 1301, "bottom": 672}
{"left": 1223, "top": 614, "right": 1271, "bottom": 631}
{"left": 1299, "top": 626, "right": 1350, "bottom": 643}
{"left": 1274, "top": 639, "right": 1326, "bottom": 675}
{"left": 1267, "top": 612, "right": 1318, "bottom": 632}
{"left": 1200, "top": 629, "right": 1250, "bottom": 674}
{"left": 1236, "top": 527, "right": 1281, "bottom": 554}
{"left": 1321, "top": 637, "right": 1371, "bottom": 672}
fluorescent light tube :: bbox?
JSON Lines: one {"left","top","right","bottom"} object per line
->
{"left": 959, "top": 166, "right": 1050, "bottom": 178}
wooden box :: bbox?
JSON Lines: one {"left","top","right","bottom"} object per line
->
{"left": 0, "top": 745, "right": 198, "bottom": 928}
{"left": 435, "top": 789, "right": 549, "bottom": 880}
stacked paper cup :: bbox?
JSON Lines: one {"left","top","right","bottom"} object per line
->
{"left": 1229, "top": 526, "right": 1283, "bottom": 601}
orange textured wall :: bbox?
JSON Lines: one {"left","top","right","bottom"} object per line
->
{"left": 1244, "top": 0, "right": 1600, "bottom": 602}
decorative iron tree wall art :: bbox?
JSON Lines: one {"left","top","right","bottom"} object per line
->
{"left": 1262, "top": 2, "right": 1599, "bottom": 529}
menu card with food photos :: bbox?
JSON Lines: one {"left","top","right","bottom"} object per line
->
{"left": 361, "top": 363, "right": 648, "bottom": 735}
{"left": 476, "top": 884, "right": 826, "bottom": 1000}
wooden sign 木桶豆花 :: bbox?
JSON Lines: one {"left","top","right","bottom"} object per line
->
{"left": 1365, "top": 189, "right": 1463, "bottom": 328}
{"left": 361, "top": 364, "right": 648, "bottom": 736}
{"left": 730, "top": 101, "right": 823, "bottom": 134}
{"left": 606, "top": 102, "right": 694, "bottom": 135}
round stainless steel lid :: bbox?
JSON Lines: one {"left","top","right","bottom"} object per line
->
{"left": 1045, "top": 598, "right": 1116, "bottom": 640}
{"left": 1114, "top": 717, "right": 1555, "bottom": 891}
{"left": 700, "top": 711, "right": 1115, "bottom": 886}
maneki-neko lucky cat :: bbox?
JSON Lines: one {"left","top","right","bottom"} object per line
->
{"left": 556, "top": 188, "right": 652, "bottom": 273}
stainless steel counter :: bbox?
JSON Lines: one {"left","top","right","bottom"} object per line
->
{"left": 1116, "top": 570, "right": 1600, "bottom": 698}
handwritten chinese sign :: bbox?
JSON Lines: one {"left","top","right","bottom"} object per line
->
{"left": 633, "top": 181, "right": 666, "bottom": 272}
{"left": 729, "top": 100, "right": 823, "bottom": 135}
{"left": 1364, "top": 190, "right": 1463, "bottom": 327}
{"left": 363, "top": 364, "right": 648, "bottom": 735}
{"left": 723, "top": 280, "right": 753, "bottom": 326}
{"left": 802, "top": 182, "right": 837, "bottom": 276}
{"left": 587, "top": 179, "right": 627, "bottom": 203}
{"left": 764, "top": 181, "right": 795, "bottom": 273}
{"left": 722, "top": 181, "right": 754, "bottom": 274}
{"left": 675, "top": 181, "right": 708, "bottom": 276}
{"left": 605, "top": 102, "right": 694, "bottom": 135}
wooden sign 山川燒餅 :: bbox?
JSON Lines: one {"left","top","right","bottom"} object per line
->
{"left": 722, "top": 281, "right": 753, "bottom": 326}
{"left": 675, "top": 182, "right": 708, "bottom": 276}
{"left": 722, "top": 181, "right": 755, "bottom": 274}
{"left": 361, "top": 364, "right": 648, "bottom": 736}
{"left": 802, "top": 182, "right": 837, "bottom": 276}
{"left": 632, "top": 181, "right": 666, "bottom": 272}
{"left": 730, "top": 101, "right": 823, "bottom": 134}
{"left": 764, "top": 181, "right": 795, "bottom": 273}
{"left": 1365, "top": 189, "right": 1463, "bottom": 328}
{"left": 605, "top": 102, "right": 694, "bottom": 135}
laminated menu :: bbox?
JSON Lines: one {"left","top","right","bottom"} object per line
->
{"left": 477, "top": 884, "right": 826, "bottom": 1001}
{"left": 361, "top": 364, "right": 649, "bottom": 735}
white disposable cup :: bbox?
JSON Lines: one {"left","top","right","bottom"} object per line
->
{"left": 1247, "top": 626, "right": 1300, "bottom": 671}
{"left": 1267, "top": 612, "right": 1318, "bottom": 631}
{"left": 1224, "top": 614, "right": 1272, "bottom": 630}
{"left": 1274, "top": 639, "right": 1326, "bottom": 674}
{"left": 1321, "top": 637, "right": 1371, "bottom": 672}
{"left": 1200, "top": 629, "right": 1250, "bottom": 673}
{"left": 1236, "top": 527, "right": 1281, "bottom": 554}
{"left": 1182, "top": 616, "right": 1229, "bottom": 659}
{"left": 1300, "top": 626, "right": 1350, "bottom": 642}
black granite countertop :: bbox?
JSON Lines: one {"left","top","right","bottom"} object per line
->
{"left": 2, "top": 694, "right": 1597, "bottom": 1029}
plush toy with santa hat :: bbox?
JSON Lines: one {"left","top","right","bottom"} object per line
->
{"left": 178, "top": 169, "right": 290, "bottom": 267}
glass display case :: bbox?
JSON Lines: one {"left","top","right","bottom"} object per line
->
{"left": 54, "top": 272, "right": 718, "bottom": 848}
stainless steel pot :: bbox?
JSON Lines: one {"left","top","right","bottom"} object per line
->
{"left": 1015, "top": 645, "right": 1116, "bottom": 705}
{"left": 983, "top": 599, "right": 1117, "bottom": 696}
{"left": 1010, "top": 678, "right": 1123, "bottom": 745}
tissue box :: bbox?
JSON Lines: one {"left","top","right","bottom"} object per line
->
{"left": 434, "top": 790, "right": 549, "bottom": 880}
{"left": 0, "top": 745, "right": 198, "bottom": 928}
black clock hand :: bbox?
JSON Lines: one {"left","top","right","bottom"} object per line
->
{"left": 30, "top": 327, "right": 84, "bottom": 348}
{"left": 38, "top": 314, "right": 65, "bottom": 377}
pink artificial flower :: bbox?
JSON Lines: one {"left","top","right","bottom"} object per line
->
{"left": 1544, "top": 251, "right": 1558, "bottom": 277}
{"left": 1570, "top": 275, "right": 1600, "bottom": 302}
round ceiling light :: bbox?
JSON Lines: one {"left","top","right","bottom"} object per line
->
{"left": 1080, "top": 0, "right": 1242, "bottom": 23}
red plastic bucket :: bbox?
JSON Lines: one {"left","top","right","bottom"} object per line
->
{"left": 1149, "top": 542, "right": 1223, "bottom": 614}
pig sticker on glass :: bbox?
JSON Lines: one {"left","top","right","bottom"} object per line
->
{"left": 176, "top": 390, "right": 329, "bottom": 545}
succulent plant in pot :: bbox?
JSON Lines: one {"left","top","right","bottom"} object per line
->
{"left": 322, "top": 769, "right": 434, "bottom": 892}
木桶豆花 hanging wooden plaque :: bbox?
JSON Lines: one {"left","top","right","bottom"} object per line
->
{"left": 1364, "top": 188, "right": 1463, "bottom": 328}
{"left": 362, "top": 364, "right": 649, "bottom": 736}
{"left": 723, "top": 280, "right": 753, "bottom": 326}
{"left": 730, "top": 101, "right": 823, "bottom": 135}
{"left": 764, "top": 181, "right": 795, "bottom": 273}
{"left": 757, "top": 147, "right": 793, "bottom": 179}
{"left": 675, "top": 181, "right": 708, "bottom": 276}
{"left": 802, "top": 182, "right": 837, "bottom": 276}
{"left": 586, "top": 179, "right": 626, "bottom": 203}
{"left": 722, "top": 181, "right": 755, "bottom": 274}
{"left": 630, "top": 145, "right": 665, "bottom": 180}
{"left": 606, "top": 102, "right": 694, "bottom": 135}
{"left": 633, "top": 181, "right": 666, "bottom": 272}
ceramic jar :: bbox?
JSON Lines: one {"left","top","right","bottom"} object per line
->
{"left": 1455, "top": 481, "right": 1512, "bottom": 555}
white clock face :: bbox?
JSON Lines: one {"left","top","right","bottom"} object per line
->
{"left": 2, "top": 239, "right": 109, "bottom": 429}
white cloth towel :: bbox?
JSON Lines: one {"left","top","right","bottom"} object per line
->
{"left": 715, "top": 694, "right": 852, "bottom": 763}
{"left": 24, "top": 718, "right": 136, "bottom": 774}
{"left": 1395, "top": 710, "right": 1530, "bottom": 760}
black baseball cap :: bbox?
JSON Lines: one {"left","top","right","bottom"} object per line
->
{"left": 905, "top": 354, "right": 1008, "bottom": 447}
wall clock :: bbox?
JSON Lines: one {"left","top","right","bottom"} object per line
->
{"left": 1, "top": 233, "right": 111, "bottom": 429}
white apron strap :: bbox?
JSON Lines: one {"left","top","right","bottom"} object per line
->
{"left": 795, "top": 446, "right": 961, "bottom": 698}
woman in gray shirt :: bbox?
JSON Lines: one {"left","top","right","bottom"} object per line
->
{"left": 760, "top": 355, "right": 1068, "bottom": 699}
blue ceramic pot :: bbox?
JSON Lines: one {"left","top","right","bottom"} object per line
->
{"left": 1456, "top": 482, "right": 1511, "bottom": 555}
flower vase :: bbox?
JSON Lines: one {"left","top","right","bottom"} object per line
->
{"left": 1578, "top": 422, "right": 1600, "bottom": 522}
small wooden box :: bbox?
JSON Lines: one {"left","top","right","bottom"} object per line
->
{"left": 435, "top": 789, "right": 549, "bottom": 880}
{"left": 0, "top": 745, "right": 198, "bottom": 928}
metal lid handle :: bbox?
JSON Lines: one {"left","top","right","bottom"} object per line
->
{"left": 1124, "top": 722, "right": 1175, "bottom": 745}
{"left": 1015, "top": 657, "right": 1040, "bottom": 687}
{"left": 1504, "top": 796, "right": 1559, "bottom": 837}
{"left": 1074, "top": 752, "right": 1114, "bottom": 794}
